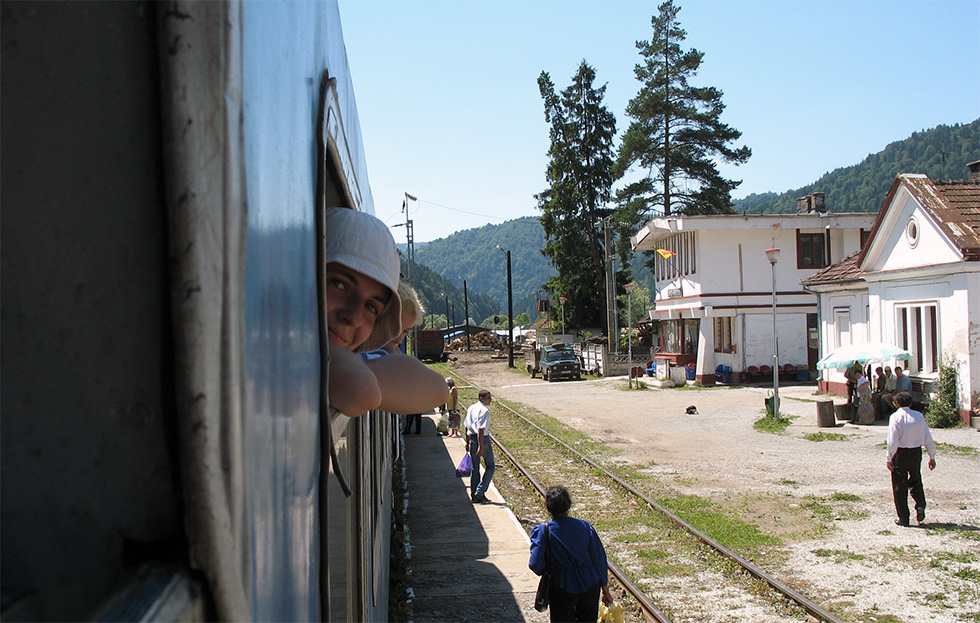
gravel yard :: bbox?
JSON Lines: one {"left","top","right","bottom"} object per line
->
{"left": 448, "top": 351, "right": 980, "bottom": 623}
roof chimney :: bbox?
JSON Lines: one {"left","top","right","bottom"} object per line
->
{"left": 812, "top": 192, "right": 826, "bottom": 213}
{"left": 796, "top": 192, "right": 827, "bottom": 214}
{"left": 968, "top": 160, "right": 980, "bottom": 182}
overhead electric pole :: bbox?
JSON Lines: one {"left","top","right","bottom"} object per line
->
{"left": 604, "top": 216, "right": 617, "bottom": 353}
{"left": 401, "top": 193, "right": 417, "bottom": 356}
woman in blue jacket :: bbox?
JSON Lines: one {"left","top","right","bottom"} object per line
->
{"left": 529, "top": 485, "right": 614, "bottom": 622}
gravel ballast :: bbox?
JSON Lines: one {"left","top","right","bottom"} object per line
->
{"left": 450, "top": 352, "right": 980, "bottom": 623}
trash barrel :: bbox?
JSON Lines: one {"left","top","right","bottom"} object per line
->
{"left": 722, "top": 365, "right": 731, "bottom": 384}
{"left": 765, "top": 395, "right": 775, "bottom": 416}
{"left": 686, "top": 363, "right": 696, "bottom": 381}
{"left": 796, "top": 366, "right": 809, "bottom": 381}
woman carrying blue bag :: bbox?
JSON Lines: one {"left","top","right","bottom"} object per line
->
{"left": 529, "top": 485, "right": 614, "bottom": 622}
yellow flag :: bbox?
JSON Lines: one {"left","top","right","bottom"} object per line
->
{"left": 656, "top": 248, "right": 676, "bottom": 259}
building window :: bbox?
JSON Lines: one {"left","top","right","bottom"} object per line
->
{"left": 713, "top": 317, "right": 733, "bottom": 353}
{"left": 797, "top": 231, "right": 828, "bottom": 268}
{"left": 661, "top": 319, "right": 699, "bottom": 354}
{"left": 896, "top": 303, "right": 938, "bottom": 374}
{"left": 860, "top": 228, "right": 871, "bottom": 249}
{"left": 834, "top": 307, "right": 850, "bottom": 350}
{"left": 654, "top": 232, "right": 696, "bottom": 282}
{"left": 905, "top": 216, "right": 920, "bottom": 248}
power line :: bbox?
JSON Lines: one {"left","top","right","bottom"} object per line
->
{"left": 387, "top": 197, "right": 526, "bottom": 224}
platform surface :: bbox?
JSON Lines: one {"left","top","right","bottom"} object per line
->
{"left": 401, "top": 414, "right": 546, "bottom": 622}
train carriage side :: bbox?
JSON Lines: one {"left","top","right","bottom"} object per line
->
{"left": 1, "top": 2, "right": 395, "bottom": 621}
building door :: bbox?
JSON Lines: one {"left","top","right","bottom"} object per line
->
{"left": 807, "top": 313, "right": 819, "bottom": 370}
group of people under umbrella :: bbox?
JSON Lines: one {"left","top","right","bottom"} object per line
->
{"left": 816, "top": 341, "right": 914, "bottom": 424}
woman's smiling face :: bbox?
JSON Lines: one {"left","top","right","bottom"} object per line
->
{"left": 324, "top": 262, "right": 391, "bottom": 350}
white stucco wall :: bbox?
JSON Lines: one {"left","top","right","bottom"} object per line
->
{"left": 818, "top": 289, "right": 869, "bottom": 385}
{"left": 653, "top": 219, "right": 871, "bottom": 298}
{"left": 866, "top": 187, "right": 963, "bottom": 273}
{"left": 743, "top": 312, "right": 809, "bottom": 371}
{"left": 967, "top": 277, "right": 980, "bottom": 413}
{"left": 870, "top": 271, "right": 978, "bottom": 411}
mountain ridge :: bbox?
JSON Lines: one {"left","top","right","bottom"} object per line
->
{"left": 405, "top": 120, "right": 979, "bottom": 323}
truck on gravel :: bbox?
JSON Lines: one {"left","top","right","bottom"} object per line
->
{"left": 416, "top": 329, "right": 448, "bottom": 362}
{"left": 525, "top": 343, "right": 582, "bottom": 381}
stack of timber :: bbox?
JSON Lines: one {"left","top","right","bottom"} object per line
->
{"left": 449, "top": 331, "right": 506, "bottom": 351}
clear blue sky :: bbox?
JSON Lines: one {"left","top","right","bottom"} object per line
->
{"left": 339, "top": 0, "right": 979, "bottom": 243}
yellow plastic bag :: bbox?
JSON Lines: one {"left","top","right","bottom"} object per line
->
{"left": 598, "top": 601, "right": 624, "bottom": 623}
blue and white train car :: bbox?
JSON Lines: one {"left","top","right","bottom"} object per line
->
{"left": 1, "top": 2, "right": 396, "bottom": 620}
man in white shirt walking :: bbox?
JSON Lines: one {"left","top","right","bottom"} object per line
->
{"left": 464, "top": 389, "right": 494, "bottom": 503}
{"left": 886, "top": 391, "right": 937, "bottom": 526}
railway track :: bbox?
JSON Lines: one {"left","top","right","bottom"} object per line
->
{"left": 449, "top": 370, "right": 843, "bottom": 623}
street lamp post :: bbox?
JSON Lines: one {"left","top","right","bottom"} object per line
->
{"left": 625, "top": 283, "right": 634, "bottom": 389}
{"left": 444, "top": 294, "right": 450, "bottom": 351}
{"left": 458, "top": 276, "right": 470, "bottom": 351}
{"left": 765, "top": 248, "right": 781, "bottom": 417}
{"left": 496, "top": 246, "right": 514, "bottom": 368}
{"left": 559, "top": 296, "right": 566, "bottom": 341}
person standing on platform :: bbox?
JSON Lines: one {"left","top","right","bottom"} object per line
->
{"left": 529, "top": 485, "right": 614, "bottom": 622}
{"left": 886, "top": 391, "right": 937, "bottom": 526}
{"left": 844, "top": 360, "right": 863, "bottom": 409}
{"left": 464, "top": 389, "right": 494, "bottom": 503}
{"left": 441, "top": 377, "right": 461, "bottom": 438}
{"left": 402, "top": 413, "right": 422, "bottom": 435}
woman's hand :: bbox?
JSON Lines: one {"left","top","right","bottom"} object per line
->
{"left": 601, "top": 585, "right": 614, "bottom": 606}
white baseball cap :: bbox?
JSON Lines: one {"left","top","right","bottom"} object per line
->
{"left": 324, "top": 208, "right": 402, "bottom": 351}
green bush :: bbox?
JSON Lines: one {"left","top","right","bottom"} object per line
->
{"left": 925, "top": 354, "right": 961, "bottom": 428}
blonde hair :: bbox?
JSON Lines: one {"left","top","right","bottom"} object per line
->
{"left": 398, "top": 282, "right": 425, "bottom": 327}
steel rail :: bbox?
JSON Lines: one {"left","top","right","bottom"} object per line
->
{"left": 492, "top": 437, "right": 672, "bottom": 623}
{"left": 452, "top": 370, "right": 844, "bottom": 623}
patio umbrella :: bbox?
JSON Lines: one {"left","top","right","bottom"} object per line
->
{"left": 816, "top": 341, "right": 911, "bottom": 370}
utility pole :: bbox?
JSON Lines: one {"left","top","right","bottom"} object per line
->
{"left": 443, "top": 295, "right": 450, "bottom": 353}
{"left": 402, "top": 193, "right": 416, "bottom": 283}
{"left": 497, "top": 246, "right": 514, "bottom": 368}
{"left": 604, "top": 216, "right": 617, "bottom": 353}
{"left": 400, "top": 193, "right": 417, "bottom": 356}
{"left": 458, "top": 277, "right": 470, "bottom": 351}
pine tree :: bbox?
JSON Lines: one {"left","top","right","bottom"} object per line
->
{"left": 617, "top": 0, "right": 750, "bottom": 218}
{"left": 536, "top": 60, "right": 618, "bottom": 329}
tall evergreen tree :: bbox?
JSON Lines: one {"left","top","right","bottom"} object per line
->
{"left": 617, "top": 0, "right": 750, "bottom": 218}
{"left": 536, "top": 61, "right": 617, "bottom": 329}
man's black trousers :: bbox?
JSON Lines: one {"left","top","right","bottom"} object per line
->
{"left": 891, "top": 446, "right": 926, "bottom": 524}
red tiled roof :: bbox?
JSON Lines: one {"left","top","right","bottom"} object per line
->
{"left": 809, "top": 175, "right": 980, "bottom": 286}
{"left": 801, "top": 250, "right": 863, "bottom": 286}
{"left": 914, "top": 178, "right": 980, "bottom": 260}
{"left": 861, "top": 175, "right": 980, "bottom": 264}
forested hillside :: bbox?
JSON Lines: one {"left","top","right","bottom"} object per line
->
{"left": 734, "top": 120, "right": 978, "bottom": 214}
{"left": 403, "top": 260, "right": 498, "bottom": 327}
{"left": 406, "top": 120, "right": 978, "bottom": 322}
{"left": 413, "top": 217, "right": 553, "bottom": 320}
